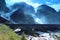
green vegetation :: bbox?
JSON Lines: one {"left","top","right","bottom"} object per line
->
{"left": 0, "top": 24, "right": 21, "bottom": 40}
{"left": 56, "top": 36, "right": 60, "bottom": 40}
{"left": 21, "top": 32, "right": 27, "bottom": 40}
{"left": 54, "top": 34, "right": 60, "bottom": 40}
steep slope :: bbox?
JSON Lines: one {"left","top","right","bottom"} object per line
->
{"left": 0, "top": 24, "right": 21, "bottom": 40}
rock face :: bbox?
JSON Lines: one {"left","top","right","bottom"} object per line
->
{"left": 37, "top": 5, "right": 56, "bottom": 13}
{"left": 0, "top": 0, "right": 10, "bottom": 13}
{"left": 0, "top": 0, "right": 6, "bottom": 10}
{"left": 10, "top": 9, "right": 35, "bottom": 24}
{"left": 9, "top": 2, "right": 35, "bottom": 24}
{"left": 36, "top": 4, "right": 60, "bottom": 24}
{"left": 11, "top": 2, "right": 35, "bottom": 15}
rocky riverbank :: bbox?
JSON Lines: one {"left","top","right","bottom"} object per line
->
{"left": 25, "top": 31, "right": 60, "bottom": 40}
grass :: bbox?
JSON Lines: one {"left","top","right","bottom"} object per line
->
{"left": 0, "top": 24, "right": 21, "bottom": 40}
